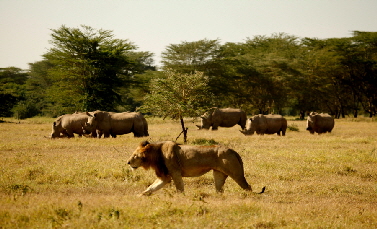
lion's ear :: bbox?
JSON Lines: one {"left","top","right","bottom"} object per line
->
{"left": 140, "top": 141, "right": 150, "bottom": 147}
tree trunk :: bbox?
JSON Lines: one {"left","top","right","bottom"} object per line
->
{"left": 299, "top": 111, "right": 305, "bottom": 120}
{"left": 178, "top": 117, "right": 188, "bottom": 143}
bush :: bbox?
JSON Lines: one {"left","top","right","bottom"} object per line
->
{"left": 287, "top": 123, "right": 300, "bottom": 131}
{"left": 190, "top": 138, "right": 218, "bottom": 145}
{"left": 12, "top": 101, "right": 40, "bottom": 119}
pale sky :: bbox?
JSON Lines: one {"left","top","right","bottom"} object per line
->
{"left": 1, "top": 0, "right": 376, "bottom": 69}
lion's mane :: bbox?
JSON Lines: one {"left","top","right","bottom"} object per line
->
{"left": 139, "top": 141, "right": 169, "bottom": 177}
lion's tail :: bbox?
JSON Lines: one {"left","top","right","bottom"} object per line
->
{"left": 259, "top": 186, "right": 266, "bottom": 194}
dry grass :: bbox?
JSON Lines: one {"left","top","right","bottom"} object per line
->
{"left": 0, "top": 116, "right": 377, "bottom": 228}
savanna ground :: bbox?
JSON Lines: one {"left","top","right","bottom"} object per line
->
{"left": 0, "top": 116, "right": 376, "bottom": 229}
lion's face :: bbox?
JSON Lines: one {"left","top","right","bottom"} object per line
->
{"left": 127, "top": 146, "right": 147, "bottom": 170}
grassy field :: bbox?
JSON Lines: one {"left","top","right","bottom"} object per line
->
{"left": 0, "top": 116, "right": 376, "bottom": 228}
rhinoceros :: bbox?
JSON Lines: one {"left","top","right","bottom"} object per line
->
{"left": 84, "top": 111, "right": 149, "bottom": 138}
{"left": 240, "top": 114, "right": 287, "bottom": 136}
{"left": 306, "top": 112, "right": 334, "bottom": 134}
{"left": 50, "top": 113, "right": 94, "bottom": 138}
{"left": 196, "top": 107, "right": 247, "bottom": 130}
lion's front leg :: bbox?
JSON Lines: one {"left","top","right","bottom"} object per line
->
{"left": 141, "top": 176, "right": 171, "bottom": 196}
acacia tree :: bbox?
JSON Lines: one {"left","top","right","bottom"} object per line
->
{"left": 215, "top": 33, "right": 301, "bottom": 114}
{"left": 161, "top": 39, "right": 221, "bottom": 74}
{"left": 0, "top": 67, "right": 28, "bottom": 117}
{"left": 140, "top": 70, "right": 214, "bottom": 143}
{"left": 338, "top": 31, "right": 377, "bottom": 117}
{"left": 43, "top": 25, "right": 144, "bottom": 113}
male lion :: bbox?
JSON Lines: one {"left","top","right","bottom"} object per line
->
{"left": 127, "top": 141, "right": 264, "bottom": 196}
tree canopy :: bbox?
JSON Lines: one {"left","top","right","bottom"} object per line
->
{"left": 140, "top": 69, "right": 214, "bottom": 142}
{"left": 42, "top": 25, "right": 137, "bottom": 113}
{"left": 1, "top": 27, "right": 376, "bottom": 119}
{"left": 0, "top": 67, "right": 28, "bottom": 117}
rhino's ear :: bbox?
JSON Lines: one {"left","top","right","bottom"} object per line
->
{"left": 140, "top": 141, "right": 150, "bottom": 147}
{"left": 86, "top": 111, "right": 92, "bottom": 117}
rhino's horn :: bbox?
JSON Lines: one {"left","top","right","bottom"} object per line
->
{"left": 239, "top": 130, "right": 248, "bottom": 135}
{"left": 196, "top": 125, "right": 202, "bottom": 130}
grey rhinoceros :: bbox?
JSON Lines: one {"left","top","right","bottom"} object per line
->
{"left": 240, "top": 114, "right": 287, "bottom": 136}
{"left": 196, "top": 107, "right": 247, "bottom": 130}
{"left": 306, "top": 112, "right": 334, "bottom": 134}
{"left": 50, "top": 113, "right": 94, "bottom": 138}
{"left": 84, "top": 111, "right": 149, "bottom": 138}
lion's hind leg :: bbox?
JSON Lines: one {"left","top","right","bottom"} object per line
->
{"left": 219, "top": 152, "right": 252, "bottom": 191}
{"left": 170, "top": 172, "right": 185, "bottom": 193}
{"left": 221, "top": 166, "right": 252, "bottom": 191}
{"left": 213, "top": 170, "right": 228, "bottom": 192}
{"left": 232, "top": 175, "right": 252, "bottom": 191}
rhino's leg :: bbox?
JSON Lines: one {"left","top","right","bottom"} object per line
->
{"left": 133, "top": 130, "right": 143, "bottom": 138}
{"left": 213, "top": 170, "right": 228, "bottom": 192}
{"left": 60, "top": 129, "right": 69, "bottom": 138}
{"left": 65, "top": 129, "right": 75, "bottom": 138}
{"left": 141, "top": 176, "right": 171, "bottom": 196}
{"left": 103, "top": 131, "right": 110, "bottom": 138}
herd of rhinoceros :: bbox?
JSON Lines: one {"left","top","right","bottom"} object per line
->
{"left": 49, "top": 108, "right": 335, "bottom": 138}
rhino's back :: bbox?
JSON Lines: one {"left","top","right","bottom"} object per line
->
{"left": 61, "top": 114, "right": 89, "bottom": 131}
{"left": 109, "top": 113, "right": 134, "bottom": 133}
{"left": 315, "top": 114, "right": 334, "bottom": 130}
{"left": 264, "top": 115, "right": 287, "bottom": 132}
{"left": 217, "top": 108, "right": 246, "bottom": 127}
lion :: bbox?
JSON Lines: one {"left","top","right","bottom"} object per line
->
{"left": 127, "top": 140, "right": 265, "bottom": 196}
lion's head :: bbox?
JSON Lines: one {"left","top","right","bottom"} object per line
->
{"left": 127, "top": 141, "right": 149, "bottom": 169}
{"left": 127, "top": 141, "right": 168, "bottom": 177}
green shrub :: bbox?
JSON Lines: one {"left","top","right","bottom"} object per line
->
{"left": 191, "top": 138, "right": 218, "bottom": 145}
{"left": 287, "top": 123, "right": 300, "bottom": 131}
